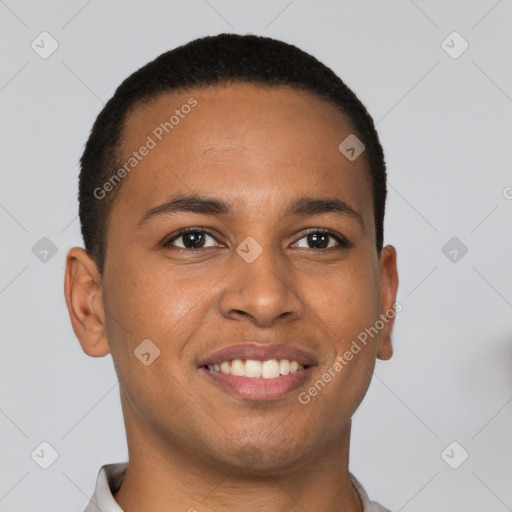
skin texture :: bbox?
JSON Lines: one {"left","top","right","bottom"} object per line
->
{"left": 64, "top": 83, "right": 398, "bottom": 512}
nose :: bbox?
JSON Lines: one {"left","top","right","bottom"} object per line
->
{"left": 218, "top": 245, "right": 306, "bottom": 328}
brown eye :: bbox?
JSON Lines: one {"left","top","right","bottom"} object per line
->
{"left": 164, "top": 229, "right": 221, "bottom": 250}
{"left": 293, "top": 230, "right": 352, "bottom": 250}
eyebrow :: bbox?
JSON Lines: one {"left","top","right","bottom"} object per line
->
{"left": 137, "top": 193, "right": 364, "bottom": 229}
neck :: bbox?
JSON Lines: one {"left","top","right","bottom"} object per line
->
{"left": 114, "top": 401, "right": 363, "bottom": 512}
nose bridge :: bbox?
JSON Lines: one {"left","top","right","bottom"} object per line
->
{"left": 219, "top": 236, "right": 304, "bottom": 326}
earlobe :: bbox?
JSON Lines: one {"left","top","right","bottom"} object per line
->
{"left": 377, "top": 245, "right": 399, "bottom": 361}
{"left": 377, "top": 333, "right": 393, "bottom": 360}
{"left": 64, "top": 247, "right": 111, "bottom": 357}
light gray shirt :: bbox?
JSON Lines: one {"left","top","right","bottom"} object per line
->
{"left": 83, "top": 463, "right": 391, "bottom": 512}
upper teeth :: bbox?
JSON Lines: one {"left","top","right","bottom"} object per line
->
{"left": 207, "top": 359, "right": 305, "bottom": 378}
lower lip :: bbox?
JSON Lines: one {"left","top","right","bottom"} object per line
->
{"left": 199, "top": 367, "right": 314, "bottom": 401}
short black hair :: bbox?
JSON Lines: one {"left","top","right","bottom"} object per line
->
{"left": 79, "top": 33, "right": 386, "bottom": 274}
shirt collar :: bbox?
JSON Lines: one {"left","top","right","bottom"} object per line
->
{"left": 83, "top": 463, "right": 390, "bottom": 512}
{"left": 83, "top": 463, "right": 127, "bottom": 512}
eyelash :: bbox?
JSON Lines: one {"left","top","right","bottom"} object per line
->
{"left": 162, "top": 227, "right": 353, "bottom": 251}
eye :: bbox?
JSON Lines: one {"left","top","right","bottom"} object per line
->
{"left": 162, "top": 227, "right": 352, "bottom": 251}
{"left": 293, "top": 229, "right": 352, "bottom": 250}
{"left": 163, "top": 228, "right": 222, "bottom": 250}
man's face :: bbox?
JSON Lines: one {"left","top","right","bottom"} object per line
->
{"left": 97, "top": 83, "right": 396, "bottom": 472}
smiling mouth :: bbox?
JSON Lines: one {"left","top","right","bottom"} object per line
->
{"left": 199, "top": 358, "right": 315, "bottom": 401}
{"left": 202, "top": 358, "right": 309, "bottom": 378}
{"left": 197, "top": 342, "right": 317, "bottom": 400}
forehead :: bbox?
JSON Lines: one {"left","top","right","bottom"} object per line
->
{"left": 122, "top": 83, "right": 357, "bottom": 161}
{"left": 110, "top": 83, "right": 372, "bottom": 225}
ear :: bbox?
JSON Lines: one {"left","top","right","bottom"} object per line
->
{"left": 376, "top": 245, "right": 399, "bottom": 361}
{"left": 64, "top": 247, "right": 111, "bottom": 357}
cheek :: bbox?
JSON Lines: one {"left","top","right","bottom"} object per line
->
{"left": 314, "top": 261, "right": 381, "bottom": 348}
{"left": 102, "top": 257, "right": 223, "bottom": 366}
{"left": 101, "top": 262, "right": 204, "bottom": 422}
{"left": 105, "top": 260, "right": 186, "bottom": 331}
{"left": 308, "top": 273, "right": 381, "bottom": 420}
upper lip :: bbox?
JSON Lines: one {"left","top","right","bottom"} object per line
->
{"left": 197, "top": 342, "right": 318, "bottom": 367}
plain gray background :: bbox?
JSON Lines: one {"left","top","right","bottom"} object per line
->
{"left": 1, "top": 1, "right": 511, "bottom": 510}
